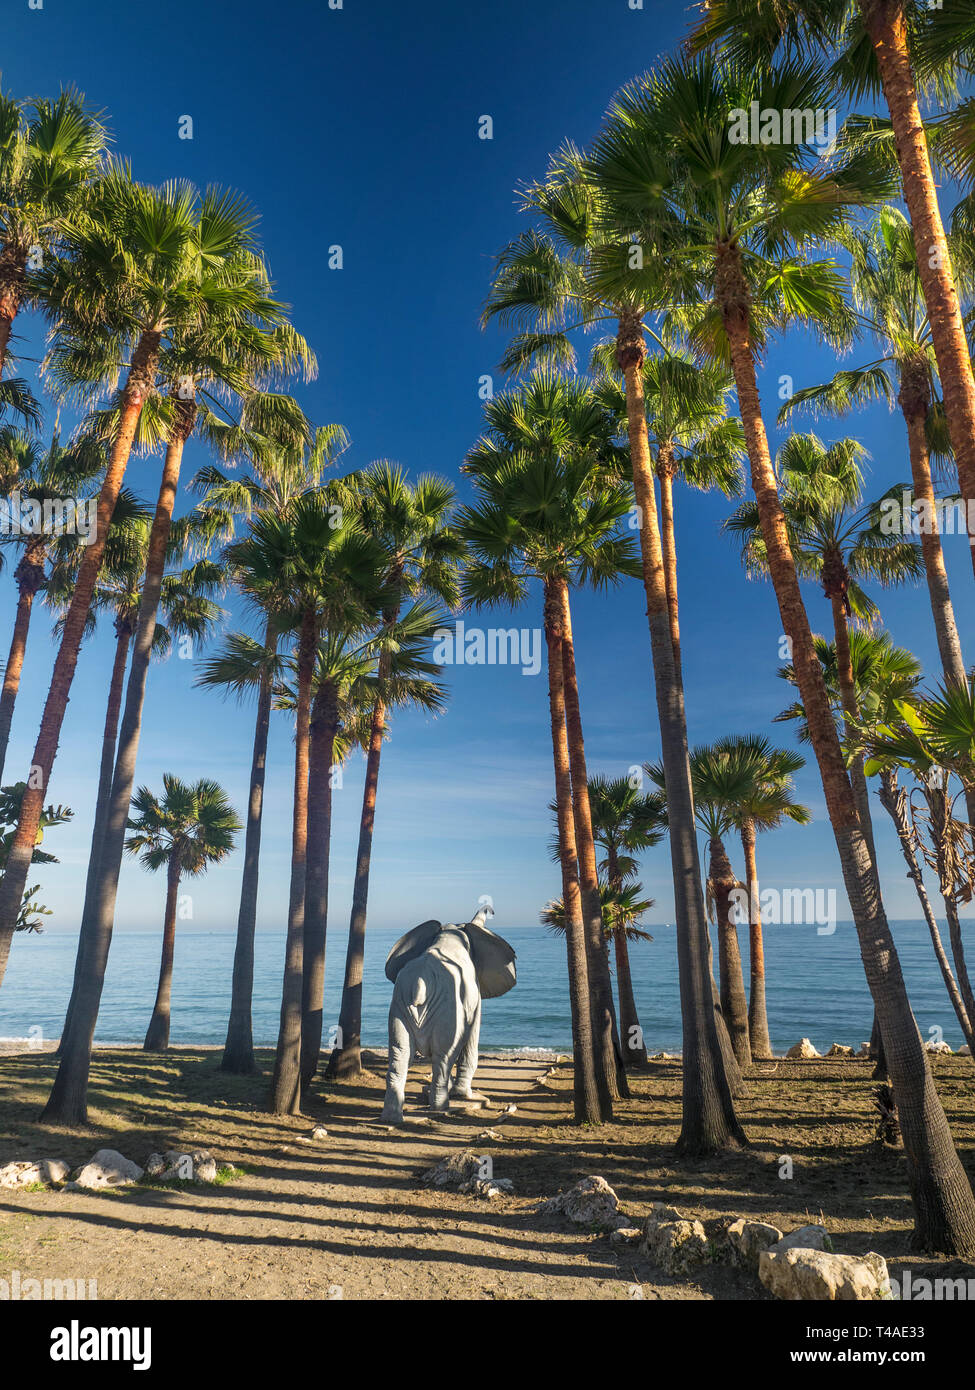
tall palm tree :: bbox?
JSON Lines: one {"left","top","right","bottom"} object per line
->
{"left": 483, "top": 165, "right": 747, "bottom": 1153}
{"left": 715, "top": 736, "right": 810, "bottom": 1060}
{"left": 0, "top": 172, "right": 205, "bottom": 992}
{"left": 326, "top": 464, "right": 462, "bottom": 1083}
{"left": 39, "top": 196, "right": 312, "bottom": 1125}
{"left": 0, "top": 428, "right": 104, "bottom": 779}
{"left": 192, "top": 423, "right": 348, "bottom": 1075}
{"left": 591, "top": 52, "right": 975, "bottom": 1250}
{"left": 859, "top": 686, "right": 975, "bottom": 1043}
{"left": 124, "top": 775, "right": 240, "bottom": 1052}
{"left": 0, "top": 86, "right": 107, "bottom": 372}
{"left": 585, "top": 775, "right": 666, "bottom": 1068}
{"left": 227, "top": 489, "right": 389, "bottom": 1115}
{"left": 288, "top": 606, "right": 448, "bottom": 1092}
{"left": 777, "top": 206, "right": 973, "bottom": 693}
{"left": 460, "top": 412, "right": 641, "bottom": 1121}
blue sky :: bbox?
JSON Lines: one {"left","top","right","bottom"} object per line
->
{"left": 1, "top": 0, "right": 972, "bottom": 945}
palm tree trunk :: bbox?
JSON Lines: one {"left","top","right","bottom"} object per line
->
{"left": 557, "top": 579, "right": 623, "bottom": 1110}
{"left": 710, "top": 835, "right": 752, "bottom": 1069}
{"left": 221, "top": 617, "right": 276, "bottom": 1075}
{"left": 617, "top": 310, "right": 744, "bottom": 1154}
{"left": 718, "top": 242, "right": 975, "bottom": 1253}
{"left": 300, "top": 677, "right": 338, "bottom": 1092}
{"left": 0, "top": 241, "right": 26, "bottom": 377}
{"left": 58, "top": 619, "right": 133, "bottom": 1055}
{"left": 326, "top": 690, "right": 385, "bottom": 1082}
{"left": 0, "top": 545, "right": 46, "bottom": 783}
{"left": 740, "top": 820, "right": 773, "bottom": 1059}
{"left": 0, "top": 330, "right": 161, "bottom": 998}
{"left": 878, "top": 770, "right": 975, "bottom": 1055}
{"left": 543, "top": 578, "right": 601, "bottom": 1123}
{"left": 863, "top": 0, "right": 975, "bottom": 573}
{"left": 269, "top": 609, "right": 316, "bottom": 1115}
{"left": 144, "top": 858, "right": 181, "bottom": 1052}
{"left": 612, "top": 927, "right": 648, "bottom": 1068}
{"left": 39, "top": 393, "right": 186, "bottom": 1126}
{"left": 657, "top": 447, "right": 682, "bottom": 681}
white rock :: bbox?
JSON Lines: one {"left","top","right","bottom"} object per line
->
{"left": 475, "top": 1128, "right": 503, "bottom": 1142}
{"left": 769, "top": 1223, "right": 829, "bottom": 1254}
{"left": 726, "top": 1217, "right": 783, "bottom": 1265}
{"left": 471, "top": 1177, "right": 514, "bottom": 1199}
{"left": 786, "top": 1038, "right": 821, "bottom": 1059}
{"left": 0, "top": 1158, "right": 69, "bottom": 1188}
{"left": 959, "top": 1045, "right": 971, "bottom": 1056}
{"left": 311, "top": 1126, "right": 328, "bottom": 1140}
{"left": 924, "top": 1040, "right": 953, "bottom": 1054}
{"left": 856, "top": 1042, "right": 872, "bottom": 1058}
{"left": 760, "top": 1247, "right": 890, "bottom": 1300}
{"left": 74, "top": 1149, "right": 144, "bottom": 1189}
{"left": 826, "top": 1044, "right": 853, "bottom": 1057}
{"left": 145, "top": 1149, "right": 217, "bottom": 1183}
{"left": 538, "top": 1175, "right": 627, "bottom": 1230}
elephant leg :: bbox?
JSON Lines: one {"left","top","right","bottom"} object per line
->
{"left": 380, "top": 1014, "right": 411, "bottom": 1124}
{"left": 451, "top": 1000, "right": 481, "bottom": 1099}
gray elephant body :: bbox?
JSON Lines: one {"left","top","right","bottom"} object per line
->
{"left": 380, "top": 907, "right": 515, "bottom": 1123}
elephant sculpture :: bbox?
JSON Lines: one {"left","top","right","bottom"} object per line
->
{"left": 380, "top": 905, "right": 517, "bottom": 1123}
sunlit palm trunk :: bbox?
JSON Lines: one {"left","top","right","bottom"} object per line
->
{"left": 709, "top": 835, "right": 751, "bottom": 1069}
{"left": 862, "top": 0, "right": 975, "bottom": 572}
{"left": 618, "top": 311, "right": 744, "bottom": 1154}
{"left": 40, "top": 394, "right": 186, "bottom": 1125}
{"left": 270, "top": 609, "right": 316, "bottom": 1115}
{"left": 656, "top": 448, "right": 682, "bottom": 682}
{"left": 0, "top": 543, "right": 46, "bottom": 783}
{"left": 718, "top": 241, "right": 975, "bottom": 1253}
{"left": 740, "top": 820, "right": 772, "bottom": 1060}
{"left": 557, "top": 580, "right": 624, "bottom": 1109}
{"left": 58, "top": 618, "right": 134, "bottom": 1056}
{"left": 0, "top": 329, "right": 161, "bottom": 998}
{"left": 144, "top": 857, "right": 182, "bottom": 1052}
{"left": 327, "top": 691, "right": 385, "bottom": 1082}
{"left": 544, "top": 578, "right": 601, "bottom": 1123}
{"left": 222, "top": 617, "right": 276, "bottom": 1076}
{"left": 878, "top": 770, "right": 975, "bottom": 1057}
{"left": 300, "top": 678, "right": 338, "bottom": 1092}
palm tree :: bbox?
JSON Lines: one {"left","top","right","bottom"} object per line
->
{"left": 460, "top": 394, "right": 641, "bottom": 1121}
{"left": 326, "top": 464, "right": 462, "bottom": 1083}
{"left": 124, "top": 775, "right": 239, "bottom": 1052}
{"left": 0, "top": 172, "right": 205, "bottom": 992}
{"left": 777, "top": 206, "right": 972, "bottom": 693}
{"left": 0, "top": 86, "right": 107, "bottom": 372}
{"left": 585, "top": 775, "right": 666, "bottom": 1067}
{"left": 591, "top": 53, "right": 975, "bottom": 1250}
{"left": 192, "top": 424, "right": 348, "bottom": 1076}
{"left": 227, "top": 489, "right": 389, "bottom": 1115}
{"left": 690, "top": 1, "right": 975, "bottom": 574}
{"left": 483, "top": 165, "right": 747, "bottom": 1152}
{"left": 593, "top": 350, "right": 745, "bottom": 677}
{"left": 285, "top": 607, "right": 448, "bottom": 1092}
{"left": 859, "top": 687, "right": 975, "bottom": 1045}
{"left": 0, "top": 428, "right": 104, "bottom": 780}
{"left": 0, "top": 781, "right": 73, "bottom": 937}
{"left": 39, "top": 193, "right": 312, "bottom": 1124}
{"left": 716, "top": 736, "right": 810, "bottom": 1060}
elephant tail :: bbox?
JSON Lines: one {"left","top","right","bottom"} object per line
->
{"left": 406, "top": 975, "right": 428, "bottom": 1024}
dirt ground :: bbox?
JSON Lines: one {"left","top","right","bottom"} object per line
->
{"left": 1, "top": 1044, "right": 974, "bottom": 1300}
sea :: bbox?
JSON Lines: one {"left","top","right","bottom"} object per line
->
{"left": 0, "top": 920, "right": 969, "bottom": 1057}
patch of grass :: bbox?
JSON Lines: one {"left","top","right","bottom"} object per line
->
{"left": 213, "top": 1164, "right": 248, "bottom": 1185}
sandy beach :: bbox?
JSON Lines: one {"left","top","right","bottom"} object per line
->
{"left": 2, "top": 1045, "right": 973, "bottom": 1300}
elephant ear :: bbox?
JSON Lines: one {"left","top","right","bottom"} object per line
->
{"left": 467, "top": 922, "right": 517, "bottom": 999}
{"left": 384, "top": 920, "right": 442, "bottom": 983}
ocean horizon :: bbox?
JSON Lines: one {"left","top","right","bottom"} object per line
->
{"left": 0, "top": 919, "right": 969, "bottom": 1056}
